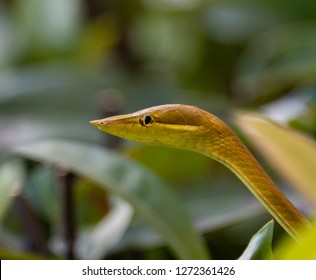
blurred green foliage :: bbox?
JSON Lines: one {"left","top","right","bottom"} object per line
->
{"left": 0, "top": 0, "right": 316, "bottom": 260}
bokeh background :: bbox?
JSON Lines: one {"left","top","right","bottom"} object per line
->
{"left": 1, "top": 0, "right": 316, "bottom": 260}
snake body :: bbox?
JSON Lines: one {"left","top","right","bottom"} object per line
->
{"left": 91, "top": 104, "right": 309, "bottom": 239}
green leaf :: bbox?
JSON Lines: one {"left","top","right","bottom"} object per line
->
{"left": 130, "top": 146, "right": 267, "bottom": 227}
{"left": 0, "top": 158, "right": 24, "bottom": 221}
{"left": 239, "top": 220, "right": 274, "bottom": 260}
{"left": 236, "top": 112, "right": 316, "bottom": 204}
{"left": 13, "top": 139, "right": 209, "bottom": 259}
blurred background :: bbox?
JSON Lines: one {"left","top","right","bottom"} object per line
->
{"left": 1, "top": 0, "right": 316, "bottom": 260}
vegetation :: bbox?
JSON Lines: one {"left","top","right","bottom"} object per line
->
{"left": 0, "top": 0, "right": 315, "bottom": 260}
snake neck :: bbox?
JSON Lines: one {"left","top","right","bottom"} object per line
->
{"left": 197, "top": 118, "right": 309, "bottom": 239}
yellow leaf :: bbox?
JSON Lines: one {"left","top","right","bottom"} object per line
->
{"left": 235, "top": 112, "right": 316, "bottom": 208}
{"left": 276, "top": 221, "right": 316, "bottom": 260}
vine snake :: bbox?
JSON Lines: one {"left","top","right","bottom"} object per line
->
{"left": 90, "top": 104, "right": 309, "bottom": 240}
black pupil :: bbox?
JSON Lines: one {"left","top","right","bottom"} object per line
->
{"left": 144, "top": 115, "right": 152, "bottom": 125}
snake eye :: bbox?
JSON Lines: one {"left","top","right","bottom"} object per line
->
{"left": 140, "top": 114, "right": 154, "bottom": 126}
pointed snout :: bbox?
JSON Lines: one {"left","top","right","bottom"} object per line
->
{"left": 89, "top": 117, "right": 113, "bottom": 132}
{"left": 89, "top": 119, "right": 106, "bottom": 130}
{"left": 89, "top": 119, "right": 99, "bottom": 126}
{"left": 89, "top": 114, "right": 140, "bottom": 138}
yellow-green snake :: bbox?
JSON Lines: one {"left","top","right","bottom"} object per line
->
{"left": 90, "top": 104, "right": 309, "bottom": 240}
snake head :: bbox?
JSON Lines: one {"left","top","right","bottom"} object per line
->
{"left": 90, "top": 104, "right": 216, "bottom": 151}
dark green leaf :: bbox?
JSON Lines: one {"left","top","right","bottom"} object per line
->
{"left": 13, "top": 139, "right": 209, "bottom": 259}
